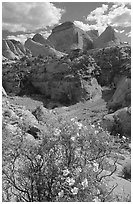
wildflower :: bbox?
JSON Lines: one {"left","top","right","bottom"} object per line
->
{"left": 75, "top": 121, "right": 83, "bottom": 129}
{"left": 82, "top": 178, "right": 88, "bottom": 188}
{"left": 97, "top": 189, "right": 100, "bottom": 195}
{"left": 66, "top": 177, "right": 75, "bottom": 186}
{"left": 122, "top": 135, "right": 126, "bottom": 140}
{"left": 93, "top": 197, "right": 101, "bottom": 202}
{"left": 63, "top": 169, "right": 70, "bottom": 176}
{"left": 95, "top": 130, "right": 99, "bottom": 134}
{"left": 58, "top": 190, "right": 64, "bottom": 198}
{"left": 71, "top": 136, "right": 76, "bottom": 141}
{"left": 71, "top": 187, "right": 78, "bottom": 195}
{"left": 71, "top": 117, "right": 76, "bottom": 122}
{"left": 54, "top": 128, "right": 61, "bottom": 136}
{"left": 77, "top": 132, "right": 80, "bottom": 137}
{"left": 91, "top": 124, "right": 95, "bottom": 128}
{"left": 93, "top": 162, "right": 99, "bottom": 172}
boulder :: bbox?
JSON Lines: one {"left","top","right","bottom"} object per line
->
{"left": 108, "top": 76, "right": 131, "bottom": 110}
{"left": 102, "top": 106, "right": 131, "bottom": 137}
{"left": 48, "top": 21, "right": 93, "bottom": 53}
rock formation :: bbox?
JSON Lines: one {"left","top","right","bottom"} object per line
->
{"left": 25, "top": 38, "right": 65, "bottom": 58}
{"left": 48, "top": 21, "right": 93, "bottom": 53}
{"left": 87, "top": 29, "right": 99, "bottom": 41}
{"left": 2, "top": 39, "right": 31, "bottom": 60}
{"left": 94, "top": 26, "right": 121, "bottom": 48}
{"left": 90, "top": 45, "right": 131, "bottom": 86}
{"left": 32, "top": 33, "right": 54, "bottom": 48}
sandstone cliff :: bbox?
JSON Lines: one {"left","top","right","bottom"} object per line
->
{"left": 48, "top": 21, "right": 93, "bottom": 53}
{"left": 94, "top": 26, "right": 121, "bottom": 48}
{"left": 32, "top": 33, "right": 54, "bottom": 48}
{"left": 25, "top": 38, "right": 65, "bottom": 58}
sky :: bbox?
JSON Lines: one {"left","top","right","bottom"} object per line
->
{"left": 2, "top": 1, "right": 131, "bottom": 44}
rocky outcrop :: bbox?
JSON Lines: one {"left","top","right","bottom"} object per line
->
{"left": 87, "top": 29, "right": 99, "bottom": 41}
{"left": 2, "top": 39, "right": 31, "bottom": 60}
{"left": 2, "top": 40, "right": 19, "bottom": 60}
{"left": 102, "top": 106, "right": 131, "bottom": 137}
{"left": 94, "top": 26, "right": 120, "bottom": 48}
{"left": 48, "top": 21, "right": 93, "bottom": 53}
{"left": 32, "top": 33, "right": 54, "bottom": 48}
{"left": 108, "top": 76, "right": 131, "bottom": 110}
{"left": 90, "top": 45, "right": 131, "bottom": 86}
{"left": 28, "top": 54, "right": 102, "bottom": 105}
{"left": 25, "top": 38, "right": 65, "bottom": 58}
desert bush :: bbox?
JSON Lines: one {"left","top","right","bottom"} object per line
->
{"left": 3, "top": 116, "right": 117, "bottom": 202}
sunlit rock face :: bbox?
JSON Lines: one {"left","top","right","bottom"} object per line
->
{"left": 94, "top": 26, "right": 121, "bottom": 48}
{"left": 48, "top": 21, "right": 94, "bottom": 53}
{"left": 2, "top": 39, "right": 31, "bottom": 60}
{"left": 25, "top": 38, "right": 65, "bottom": 58}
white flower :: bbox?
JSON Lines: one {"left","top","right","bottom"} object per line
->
{"left": 77, "top": 132, "right": 80, "bottom": 137}
{"left": 66, "top": 177, "right": 75, "bottom": 186}
{"left": 63, "top": 169, "right": 70, "bottom": 176}
{"left": 71, "top": 136, "right": 76, "bottom": 141}
{"left": 54, "top": 128, "right": 61, "bottom": 136}
{"left": 71, "top": 117, "right": 76, "bottom": 122}
{"left": 71, "top": 187, "right": 78, "bottom": 195}
{"left": 93, "top": 162, "right": 99, "bottom": 172}
{"left": 95, "top": 130, "right": 99, "bottom": 134}
{"left": 91, "top": 124, "right": 95, "bottom": 128}
{"left": 93, "top": 197, "right": 101, "bottom": 202}
{"left": 75, "top": 121, "right": 83, "bottom": 129}
{"left": 97, "top": 189, "right": 100, "bottom": 195}
{"left": 58, "top": 190, "right": 64, "bottom": 197}
{"left": 122, "top": 135, "right": 126, "bottom": 140}
{"left": 82, "top": 178, "right": 88, "bottom": 188}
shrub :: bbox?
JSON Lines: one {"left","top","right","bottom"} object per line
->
{"left": 3, "top": 116, "right": 117, "bottom": 202}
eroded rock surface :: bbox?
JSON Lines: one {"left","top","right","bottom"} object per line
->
{"left": 48, "top": 21, "right": 93, "bottom": 53}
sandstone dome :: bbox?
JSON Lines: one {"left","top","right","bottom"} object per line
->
{"left": 48, "top": 21, "right": 93, "bottom": 53}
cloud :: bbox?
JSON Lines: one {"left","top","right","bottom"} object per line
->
{"left": 86, "top": 3, "right": 131, "bottom": 34}
{"left": 7, "top": 33, "right": 35, "bottom": 44}
{"left": 74, "top": 21, "right": 94, "bottom": 31}
{"left": 2, "top": 2, "right": 65, "bottom": 32}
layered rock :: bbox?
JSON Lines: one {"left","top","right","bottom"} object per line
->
{"left": 48, "top": 21, "right": 93, "bottom": 53}
{"left": 94, "top": 26, "right": 121, "bottom": 48}
{"left": 2, "top": 40, "right": 19, "bottom": 60}
{"left": 25, "top": 38, "right": 65, "bottom": 58}
{"left": 2, "top": 39, "right": 31, "bottom": 60}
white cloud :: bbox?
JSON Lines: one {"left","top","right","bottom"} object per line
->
{"left": 40, "top": 30, "right": 52, "bottom": 39}
{"left": 2, "top": 2, "right": 65, "bottom": 32}
{"left": 74, "top": 21, "right": 93, "bottom": 31}
{"left": 7, "top": 33, "right": 35, "bottom": 44}
{"left": 86, "top": 3, "right": 131, "bottom": 34}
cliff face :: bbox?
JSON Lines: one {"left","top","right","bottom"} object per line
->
{"left": 2, "top": 39, "right": 31, "bottom": 60}
{"left": 48, "top": 21, "right": 93, "bottom": 53}
{"left": 32, "top": 33, "right": 54, "bottom": 48}
{"left": 25, "top": 38, "right": 65, "bottom": 58}
{"left": 94, "top": 26, "right": 121, "bottom": 48}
